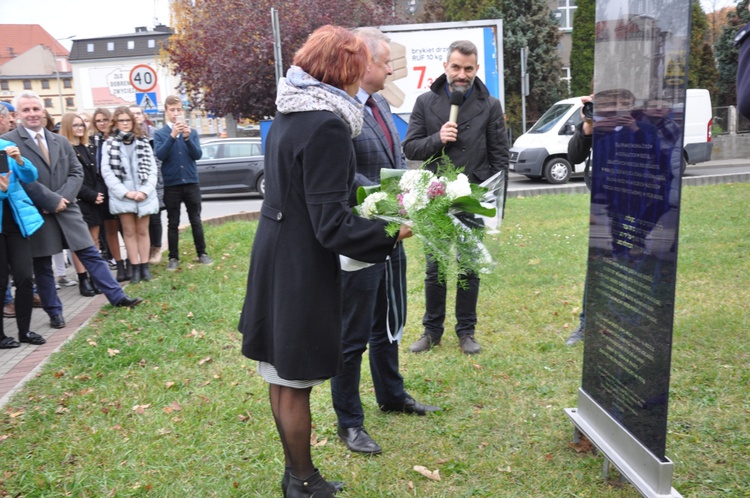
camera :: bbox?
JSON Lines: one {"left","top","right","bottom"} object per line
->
{"left": 582, "top": 101, "right": 594, "bottom": 120}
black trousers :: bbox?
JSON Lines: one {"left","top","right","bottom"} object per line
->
{"left": 0, "top": 230, "right": 34, "bottom": 338}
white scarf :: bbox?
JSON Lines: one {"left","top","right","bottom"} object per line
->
{"left": 275, "top": 66, "right": 364, "bottom": 138}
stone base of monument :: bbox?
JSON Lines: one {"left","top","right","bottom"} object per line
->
{"left": 565, "top": 389, "right": 682, "bottom": 498}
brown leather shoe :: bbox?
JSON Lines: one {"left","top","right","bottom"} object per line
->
{"left": 3, "top": 302, "right": 16, "bottom": 318}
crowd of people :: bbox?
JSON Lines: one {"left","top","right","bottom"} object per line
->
{"left": 0, "top": 92, "right": 213, "bottom": 349}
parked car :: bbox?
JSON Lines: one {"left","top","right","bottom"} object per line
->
{"left": 197, "top": 138, "right": 265, "bottom": 197}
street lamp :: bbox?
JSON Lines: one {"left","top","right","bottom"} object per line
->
{"left": 44, "top": 35, "right": 75, "bottom": 118}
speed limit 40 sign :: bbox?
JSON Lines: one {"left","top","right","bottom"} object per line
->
{"left": 129, "top": 64, "right": 158, "bottom": 92}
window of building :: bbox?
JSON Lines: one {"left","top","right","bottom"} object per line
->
{"left": 23, "top": 80, "right": 32, "bottom": 90}
{"left": 87, "top": 43, "right": 94, "bottom": 52}
{"left": 66, "top": 97, "right": 74, "bottom": 108}
{"left": 1, "top": 81, "right": 9, "bottom": 91}
{"left": 44, "top": 98, "right": 53, "bottom": 108}
{"left": 559, "top": 0, "right": 577, "bottom": 30}
{"left": 128, "top": 40, "right": 135, "bottom": 50}
{"left": 107, "top": 42, "right": 115, "bottom": 51}
{"left": 148, "top": 39, "right": 155, "bottom": 48}
{"left": 42, "top": 79, "right": 50, "bottom": 89}
{"left": 561, "top": 67, "right": 571, "bottom": 93}
{"left": 63, "top": 79, "right": 72, "bottom": 89}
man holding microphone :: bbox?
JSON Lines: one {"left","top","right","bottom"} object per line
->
{"left": 403, "top": 39, "right": 508, "bottom": 355}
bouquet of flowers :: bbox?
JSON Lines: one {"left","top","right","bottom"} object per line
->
{"left": 356, "top": 155, "right": 506, "bottom": 283}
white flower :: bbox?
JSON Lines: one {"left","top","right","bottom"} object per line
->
{"left": 399, "top": 170, "right": 435, "bottom": 192}
{"left": 360, "top": 191, "right": 388, "bottom": 218}
{"left": 446, "top": 174, "right": 471, "bottom": 200}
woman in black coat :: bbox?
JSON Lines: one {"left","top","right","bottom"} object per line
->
{"left": 60, "top": 112, "right": 103, "bottom": 296}
{"left": 237, "top": 25, "right": 410, "bottom": 497}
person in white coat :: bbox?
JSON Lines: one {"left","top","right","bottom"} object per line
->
{"left": 101, "top": 106, "right": 159, "bottom": 283}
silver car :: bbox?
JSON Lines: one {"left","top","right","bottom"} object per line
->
{"left": 197, "top": 138, "right": 265, "bottom": 197}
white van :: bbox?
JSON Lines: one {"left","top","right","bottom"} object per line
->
{"left": 508, "top": 89, "right": 713, "bottom": 184}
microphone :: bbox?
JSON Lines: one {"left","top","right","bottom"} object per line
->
{"left": 449, "top": 89, "right": 465, "bottom": 123}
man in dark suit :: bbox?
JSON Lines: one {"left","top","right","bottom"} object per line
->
{"left": 3, "top": 92, "right": 142, "bottom": 329}
{"left": 330, "top": 28, "right": 440, "bottom": 456}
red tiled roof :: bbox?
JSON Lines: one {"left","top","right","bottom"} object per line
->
{"left": 0, "top": 24, "right": 69, "bottom": 66}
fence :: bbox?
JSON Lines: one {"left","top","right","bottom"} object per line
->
{"left": 712, "top": 106, "right": 750, "bottom": 135}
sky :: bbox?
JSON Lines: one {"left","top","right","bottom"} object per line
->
{"left": 0, "top": 0, "right": 741, "bottom": 52}
{"left": 1, "top": 0, "right": 172, "bottom": 50}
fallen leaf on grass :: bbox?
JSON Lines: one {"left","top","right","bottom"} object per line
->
{"left": 498, "top": 465, "right": 512, "bottom": 473}
{"left": 478, "top": 441, "right": 489, "bottom": 449}
{"left": 87, "top": 339, "right": 98, "bottom": 347}
{"left": 107, "top": 348, "right": 120, "bottom": 357}
{"left": 8, "top": 411, "right": 25, "bottom": 418}
{"left": 238, "top": 412, "right": 251, "bottom": 422}
{"left": 54, "top": 370, "right": 65, "bottom": 378}
{"left": 569, "top": 434, "right": 593, "bottom": 453}
{"left": 198, "top": 357, "right": 212, "bottom": 366}
{"left": 407, "top": 481, "right": 414, "bottom": 490}
{"left": 163, "top": 402, "right": 182, "bottom": 414}
{"left": 132, "top": 404, "right": 151, "bottom": 415}
{"left": 472, "top": 363, "right": 482, "bottom": 369}
{"left": 187, "top": 311, "right": 194, "bottom": 318}
{"left": 165, "top": 382, "right": 176, "bottom": 389}
{"left": 413, "top": 466, "right": 440, "bottom": 481}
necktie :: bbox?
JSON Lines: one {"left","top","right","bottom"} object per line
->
{"left": 366, "top": 96, "right": 394, "bottom": 155}
{"left": 36, "top": 133, "right": 50, "bottom": 163}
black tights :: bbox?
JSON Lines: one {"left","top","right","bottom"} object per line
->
{"left": 269, "top": 384, "right": 315, "bottom": 479}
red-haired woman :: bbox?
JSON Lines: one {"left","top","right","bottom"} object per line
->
{"left": 100, "top": 107, "right": 159, "bottom": 284}
{"left": 237, "top": 25, "right": 411, "bottom": 497}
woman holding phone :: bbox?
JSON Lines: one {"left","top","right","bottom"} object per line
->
{"left": 0, "top": 138, "right": 45, "bottom": 348}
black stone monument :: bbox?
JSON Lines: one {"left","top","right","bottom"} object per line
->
{"left": 566, "top": 0, "right": 690, "bottom": 496}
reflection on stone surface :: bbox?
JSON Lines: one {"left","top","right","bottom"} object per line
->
{"left": 581, "top": 0, "right": 690, "bottom": 461}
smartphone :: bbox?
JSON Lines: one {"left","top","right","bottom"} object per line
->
{"left": 0, "top": 150, "right": 8, "bottom": 174}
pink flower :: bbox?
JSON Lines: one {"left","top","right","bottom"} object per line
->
{"left": 427, "top": 180, "right": 446, "bottom": 199}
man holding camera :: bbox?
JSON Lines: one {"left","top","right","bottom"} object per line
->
{"left": 154, "top": 95, "right": 212, "bottom": 270}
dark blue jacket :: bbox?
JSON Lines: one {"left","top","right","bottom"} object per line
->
{"left": 0, "top": 138, "right": 44, "bottom": 237}
{"left": 153, "top": 124, "right": 203, "bottom": 187}
{"left": 736, "top": 22, "right": 750, "bottom": 119}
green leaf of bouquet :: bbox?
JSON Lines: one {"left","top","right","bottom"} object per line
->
{"left": 450, "top": 196, "right": 496, "bottom": 217}
{"left": 356, "top": 184, "right": 381, "bottom": 205}
{"left": 380, "top": 168, "right": 406, "bottom": 193}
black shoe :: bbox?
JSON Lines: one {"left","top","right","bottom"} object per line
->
{"left": 78, "top": 274, "right": 95, "bottom": 297}
{"left": 380, "top": 394, "right": 441, "bottom": 416}
{"left": 50, "top": 314, "right": 66, "bottom": 329}
{"left": 19, "top": 331, "right": 46, "bottom": 345}
{"left": 286, "top": 470, "right": 342, "bottom": 497}
{"left": 409, "top": 334, "right": 441, "bottom": 353}
{"left": 282, "top": 467, "right": 344, "bottom": 496}
{"left": 115, "top": 260, "right": 127, "bottom": 282}
{"left": 124, "top": 260, "right": 133, "bottom": 281}
{"left": 141, "top": 263, "right": 152, "bottom": 281}
{"left": 116, "top": 296, "right": 144, "bottom": 308}
{"left": 337, "top": 426, "right": 382, "bottom": 455}
{"left": 0, "top": 337, "right": 21, "bottom": 349}
{"left": 130, "top": 263, "right": 142, "bottom": 284}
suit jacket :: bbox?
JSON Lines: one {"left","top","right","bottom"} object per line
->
{"left": 351, "top": 92, "right": 406, "bottom": 202}
{"left": 402, "top": 73, "right": 508, "bottom": 184}
{"left": 2, "top": 127, "right": 96, "bottom": 257}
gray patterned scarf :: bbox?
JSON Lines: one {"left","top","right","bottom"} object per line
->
{"left": 107, "top": 130, "right": 152, "bottom": 185}
{"left": 276, "top": 66, "right": 364, "bottom": 138}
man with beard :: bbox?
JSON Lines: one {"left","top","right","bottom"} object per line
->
{"left": 403, "top": 40, "right": 508, "bottom": 355}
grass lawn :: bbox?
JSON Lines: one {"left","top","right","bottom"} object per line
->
{"left": 1, "top": 183, "right": 748, "bottom": 497}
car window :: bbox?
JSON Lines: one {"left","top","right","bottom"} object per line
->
{"left": 202, "top": 144, "right": 219, "bottom": 160}
{"left": 226, "top": 143, "right": 256, "bottom": 158}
